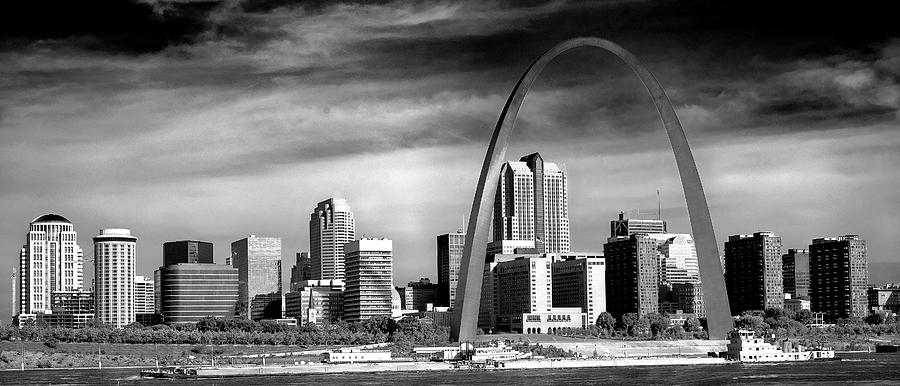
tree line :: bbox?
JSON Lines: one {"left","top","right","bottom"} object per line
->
{"left": 0, "top": 316, "right": 450, "bottom": 348}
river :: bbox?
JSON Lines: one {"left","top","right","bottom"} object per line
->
{"left": 1, "top": 353, "right": 897, "bottom": 385}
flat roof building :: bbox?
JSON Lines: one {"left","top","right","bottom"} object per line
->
{"left": 163, "top": 240, "right": 213, "bottom": 266}
{"left": 343, "top": 238, "right": 393, "bottom": 322}
{"left": 94, "top": 229, "right": 137, "bottom": 328}
{"left": 436, "top": 231, "right": 465, "bottom": 308}
{"left": 783, "top": 249, "right": 810, "bottom": 300}
{"left": 231, "top": 235, "right": 282, "bottom": 318}
{"left": 810, "top": 235, "right": 868, "bottom": 321}
{"left": 156, "top": 263, "right": 239, "bottom": 324}
{"left": 551, "top": 254, "right": 606, "bottom": 326}
{"left": 725, "top": 232, "right": 784, "bottom": 315}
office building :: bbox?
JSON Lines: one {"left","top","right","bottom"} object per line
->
{"left": 436, "top": 231, "right": 465, "bottom": 308}
{"left": 290, "top": 252, "right": 311, "bottom": 291}
{"left": 486, "top": 239, "right": 537, "bottom": 263}
{"left": 284, "top": 280, "right": 344, "bottom": 325}
{"left": 603, "top": 234, "right": 660, "bottom": 318}
{"left": 868, "top": 284, "right": 900, "bottom": 315}
{"left": 343, "top": 238, "right": 393, "bottom": 322}
{"left": 493, "top": 152, "right": 570, "bottom": 253}
{"left": 405, "top": 278, "right": 439, "bottom": 311}
{"left": 724, "top": 232, "right": 784, "bottom": 315}
{"left": 783, "top": 249, "right": 810, "bottom": 300}
{"left": 672, "top": 282, "right": 705, "bottom": 318}
{"left": 231, "top": 235, "right": 282, "bottom": 318}
{"left": 309, "top": 198, "right": 356, "bottom": 281}
{"left": 163, "top": 240, "right": 213, "bottom": 266}
{"left": 610, "top": 211, "right": 667, "bottom": 238}
{"left": 156, "top": 263, "right": 239, "bottom": 324}
{"left": 810, "top": 235, "right": 868, "bottom": 321}
{"left": 551, "top": 254, "right": 606, "bottom": 326}
{"left": 93, "top": 229, "right": 137, "bottom": 328}
{"left": 134, "top": 275, "right": 155, "bottom": 314}
{"left": 17, "top": 214, "right": 84, "bottom": 315}
{"left": 250, "top": 293, "right": 283, "bottom": 320}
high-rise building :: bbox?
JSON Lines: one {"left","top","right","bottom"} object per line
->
{"left": 493, "top": 153, "right": 569, "bottom": 253}
{"left": 810, "top": 235, "right": 868, "bottom": 321}
{"left": 17, "top": 214, "right": 84, "bottom": 315}
{"left": 309, "top": 198, "right": 356, "bottom": 281}
{"left": 783, "top": 249, "right": 810, "bottom": 300}
{"left": 156, "top": 263, "right": 239, "bottom": 324}
{"left": 231, "top": 235, "right": 282, "bottom": 318}
{"left": 656, "top": 234, "right": 700, "bottom": 286}
{"left": 551, "top": 254, "right": 606, "bottom": 325}
{"left": 405, "top": 278, "right": 439, "bottom": 311}
{"left": 610, "top": 211, "right": 667, "bottom": 239}
{"left": 436, "top": 231, "right": 465, "bottom": 308}
{"left": 163, "top": 240, "right": 213, "bottom": 266}
{"left": 343, "top": 238, "right": 393, "bottom": 322}
{"left": 672, "top": 282, "right": 705, "bottom": 318}
{"left": 724, "top": 232, "right": 784, "bottom": 315}
{"left": 290, "top": 252, "right": 311, "bottom": 291}
{"left": 604, "top": 234, "right": 660, "bottom": 318}
{"left": 94, "top": 229, "right": 137, "bottom": 328}
{"left": 134, "top": 275, "right": 155, "bottom": 315}
{"left": 284, "top": 280, "right": 344, "bottom": 325}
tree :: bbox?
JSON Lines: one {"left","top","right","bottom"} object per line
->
{"left": 596, "top": 312, "right": 616, "bottom": 335}
{"left": 618, "top": 313, "right": 639, "bottom": 335}
{"left": 683, "top": 316, "right": 702, "bottom": 332}
{"left": 646, "top": 313, "right": 670, "bottom": 337}
{"left": 634, "top": 316, "right": 651, "bottom": 336}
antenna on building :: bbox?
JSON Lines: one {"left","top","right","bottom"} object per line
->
{"left": 11, "top": 269, "right": 16, "bottom": 318}
{"left": 657, "top": 188, "right": 661, "bottom": 220}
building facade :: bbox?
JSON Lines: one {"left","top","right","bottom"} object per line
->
{"left": 405, "top": 278, "right": 439, "bottom": 311}
{"left": 493, "top": 152, "right": 570, "bottom": 253}
{"left": 163, "top": 240, "right": 213, "bottom": 266}
{"left": 93, "top": 229, "right": 137, "bottom": 328}
{"left": 290, "top": 252, "right": 311, "bottom": 291}
{"left": 868, "top": 285, "right": 900, "bottom": 315}
{"left": 134, "top": 275, "right": 155, "bottom": 315}
{"left": 551, "top": 254, "right": 606, "bottom": 326}
{"left": 343, "top": 238, "right": 393, "bottom": 322}
{"left": 783, "top": 249, "right": 810, "bottom": 300}
{"left": 156, "top": 263, "right": 239, "bottom": 324}
{"left": 231, "top": 235, "right": 282, "bottom": 318}
{"left": 610, "top": 211, "right": 667, "bottom": 238}
{"left": 17, "top": 214, "right": 84, "bottom": 315}
{"left": 309, "top": 198, "right": 356, "bottom": 281}
{"left": 604, "top": 234, "right": 660, "bottom": 318}
{"left": 810, "top": 235, "right": 868, "bottom": 321}
{"left": 284, "top": 280, "right": 344, "bottom": 324}
{"left": 436, "top": 231, "right": 465, "bottom": 308}
{"left": 724, "top": 232, "right": 784, "bottom": 315}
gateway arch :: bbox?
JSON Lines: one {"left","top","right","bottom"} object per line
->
{"left": 451, "top": 37, "right": 732, "bottom": 342}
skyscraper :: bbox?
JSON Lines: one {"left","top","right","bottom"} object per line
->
{"left": 163, "top": 240, "right": 213, "bottom": 266}
{"left": 783, "top": 249, "right": 810, "bottom": 300}
{"left": 17, "top": 214, "right": 84, "bottom": 315}
{"left": 343, "top": 238, "right": 393, "bottom": 322}
{"left": 405, "top": 278, "right": 439, "bottom": 311}
{"left": 309, "top": 198, "right": 356, "bottom": 281}
{"left": 724, "top": 232, "right": 784, "bottom": 315}
{"left": 290, "top": 252, "right": 311, "bottom": 291}
{"left": 94, "top": 229, "right": 137, "bottom": 328}
{"left": 436, "top": 231, "right": 465, "bottom": 307}
{"left": 493, "top": 153, "right": 569, "bottom": 253}
{"left": 810, "top": 235, "right": 868, "bottom": 321}
{"left": 231, "top": 235, "right": 282, "bottom": 318}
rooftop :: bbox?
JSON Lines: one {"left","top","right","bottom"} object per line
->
{"left": 31, "top": 213, "right": 71, "bottom": 224}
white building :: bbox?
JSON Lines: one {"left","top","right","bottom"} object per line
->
{"left": 343, "top": 238, "right": 393, "bottom": 322}
{"left": 310, "top": 198, "right": 356, "bottom": 281}
{"left": 493, "top": 153, "right": 570, "bottom": 254}
{"left": 134, "top": 275, "right": 155, "bottom": 314}
{"left": 551, "top": 253, "right": 606, "bottom": 326}
{"left": 651, "top": 234, "right": 700, "bottom": 285}
{"left": 17, "top": 214, "right": 85, "bottom": 315}
{"left": 94, "top": 228, "right": 137, "bottom": 328}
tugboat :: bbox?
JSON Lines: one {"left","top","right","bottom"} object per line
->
{"left": 140, "top": 366, "right": 199, "bottom": 379}
{"left": 725, "top": 329, "right": 836, "bottom": 362}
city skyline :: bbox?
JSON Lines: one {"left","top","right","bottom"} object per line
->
{"left": 1, "top": 0, "right": 899, "bottom": 319}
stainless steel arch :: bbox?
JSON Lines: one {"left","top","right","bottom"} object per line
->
{"left": 451, "top": 37, "right": 732, "bottom": 342}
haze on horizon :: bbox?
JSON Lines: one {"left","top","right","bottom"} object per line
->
{"left": 1, "top": 0, "right": 899, "bottom": 318}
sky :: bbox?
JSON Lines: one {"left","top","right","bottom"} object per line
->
{"left": 1, "top": 0, "right": 899, "bottom": 317}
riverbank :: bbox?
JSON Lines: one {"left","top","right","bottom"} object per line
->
{"left": 189, "top": 356, "right": 730, "bottom": 377}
